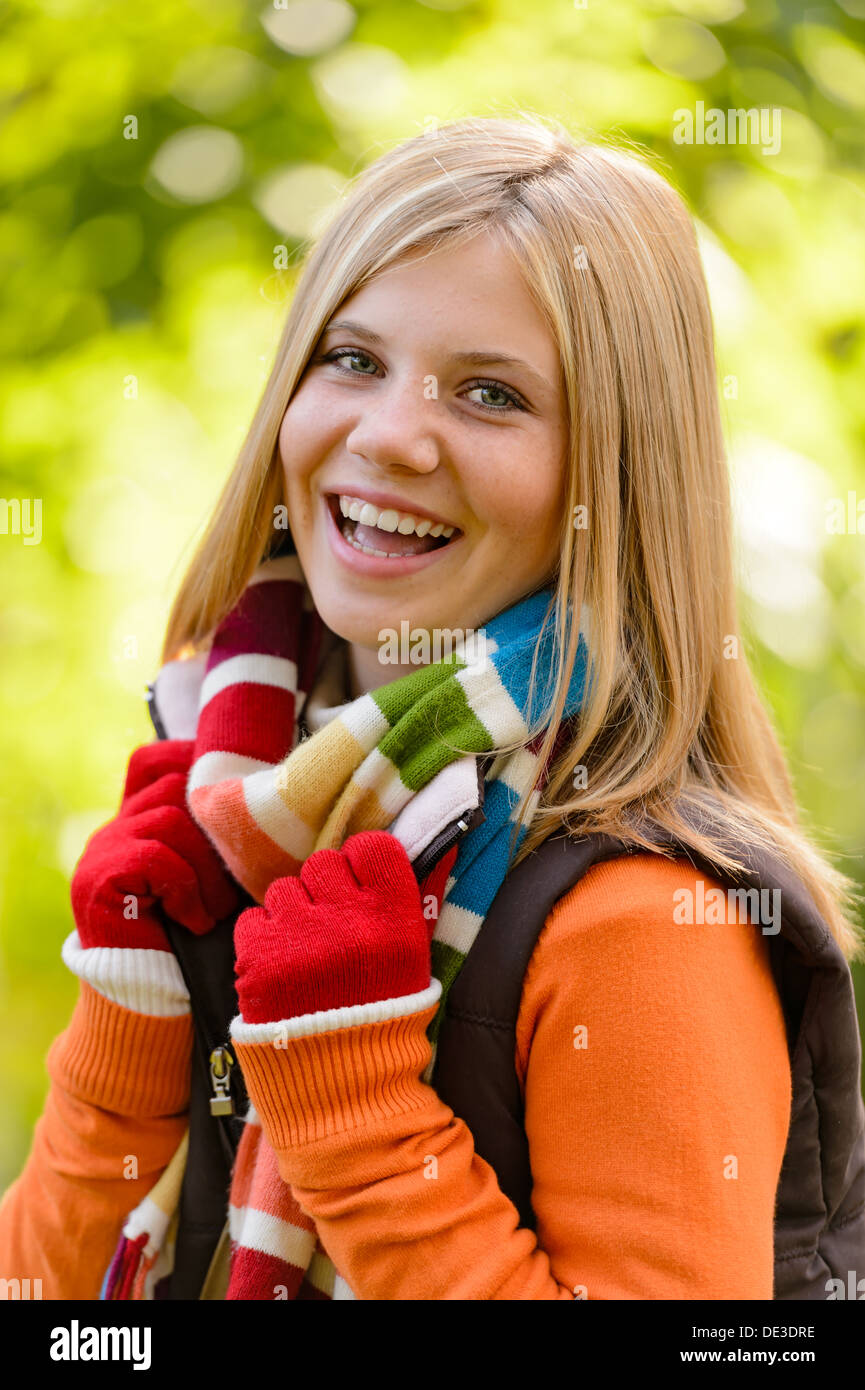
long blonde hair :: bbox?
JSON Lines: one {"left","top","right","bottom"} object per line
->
{"left": 162, "top": 112, "right": 864, "bottom": 962}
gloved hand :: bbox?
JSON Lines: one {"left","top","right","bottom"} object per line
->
{"left": 234, "top": 830, "right": 433, "bottom": 1024}
{"left": 70, "top": 739, "right": 240, "bottom": 955}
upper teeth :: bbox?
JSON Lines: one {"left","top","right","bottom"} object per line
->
{"left": 338, "top": 495, "right": 455, "bottom": 539}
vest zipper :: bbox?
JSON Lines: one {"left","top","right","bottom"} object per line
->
{"left": 413, "top": 804, "right": 486, "bottom": 883}
{"left": 208, "top": 1044, "right": 236, "bottom": 1117}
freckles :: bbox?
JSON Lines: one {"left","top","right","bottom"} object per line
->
{"left": 279, "top": 379, "right": 319, "bottom": 442}
{"left": 279, "top": 385, "right": 345, "bottom": 469}
{"left": 495, "top": 490, "right": 556, "bottom": 539}
{"left": 279, "top": 415, "right": 317, "bottom": 482}
{"left": 277, "top": 409, "right": 296, "bottom": 468}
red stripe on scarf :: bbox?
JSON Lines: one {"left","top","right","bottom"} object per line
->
{"left": 208, "top": 579, "right": 309, "bottom": 663}
{"left": 196, "top": 683, "right": 299, "bottom": 764}
{"left": 225, "top": 1245, "right": 309, "bottom": 1301}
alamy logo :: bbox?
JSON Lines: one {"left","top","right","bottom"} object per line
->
{"left": 377, "top": 621, "right": 489, "bottom": 666}
{"left": 825, "top": 1271, "right": 865, "bottom": 1299}
{"left": 49, "top": 1320, "right": 152, "bottom": 1371}
{"left": 672, "top": 101, "right": 781, "bottom": 155}
{"left": 673, "top": 880, "right": 781, "bottom": 935}
{"left": 1, "top": 497, "right": 42, "bottom": 545}
{"left": 0, "top": 1277, "right": 42, "bottom": 1298}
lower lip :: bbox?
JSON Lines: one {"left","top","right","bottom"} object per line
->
{"left": 322, "top": 495, "right": 463, "bottom": 577}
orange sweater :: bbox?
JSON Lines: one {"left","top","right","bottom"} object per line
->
{"left": 0, "top": 853, "right": 792, "bottom": 1300}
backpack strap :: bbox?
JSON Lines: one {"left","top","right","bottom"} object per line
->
{"left": 432, "top": 830, "right": 636, "bottom": 1230}
{"left": 158, "top": 906, "right": 251, "bottom": 1299}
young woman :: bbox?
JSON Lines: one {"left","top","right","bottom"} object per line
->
{"left": 2, "top": 113, "right": 863, "bottom": 1302}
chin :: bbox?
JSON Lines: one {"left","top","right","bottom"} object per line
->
{"left": 312, "top": 591, "right": 391, "bottom": 645}
{"left": 316, "top": 593, "right": 438, "bottom": 649}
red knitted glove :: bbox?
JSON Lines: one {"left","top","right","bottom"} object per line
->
{"left": 70, "top": 739, "right": 240, "bottom": 953}
{"left": 234, "top": 830, "right": 433, "bottom": 1024}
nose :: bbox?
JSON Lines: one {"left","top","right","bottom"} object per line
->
{"left": 344, "top": 369, "right": 441, "bottom": 476}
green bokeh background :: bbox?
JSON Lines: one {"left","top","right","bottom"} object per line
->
{"left": 2, "top": 0, "right": 864, "bottom": 1190}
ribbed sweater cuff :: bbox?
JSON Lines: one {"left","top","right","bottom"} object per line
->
{"left": 46, "top": 980, "right": 193, "bottom": 1117}
{"left": 231, "top": 994, "right": 441, "bottom": 1150}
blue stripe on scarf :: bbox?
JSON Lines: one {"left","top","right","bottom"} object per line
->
{"left": 440, "top": 593, "right": 591, "bottom": 923}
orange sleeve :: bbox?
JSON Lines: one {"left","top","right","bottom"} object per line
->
{"left": 516, "top": 853, "right": 793, "bottom": 1298}
{"left": 0, "top": 982, "right": 193, "bottom": 1300}
{"left": 232, "top": 852, "right": 791, "bottom": 1300}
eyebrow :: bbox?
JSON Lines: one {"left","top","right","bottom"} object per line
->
{"left": 320, "top": 318, "right": 553, "bottom": 395}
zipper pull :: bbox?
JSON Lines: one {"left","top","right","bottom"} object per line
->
{"left": 208, "top": 1045, "right": 235, "bottom": 1117}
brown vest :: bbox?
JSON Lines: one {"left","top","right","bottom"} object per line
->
{"left": 432, "top": 824, "right": 865, "bottom": 1300}
{"left": 160, "top": 813, "right": 865, "bottom": 1301}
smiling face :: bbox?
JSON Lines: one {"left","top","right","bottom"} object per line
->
{"left": 278, "top": 227, "right": 569, "bottom": 692}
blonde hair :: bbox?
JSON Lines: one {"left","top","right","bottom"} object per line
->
{"left": 162, "top": 112, "right": 864, "bottom": 962}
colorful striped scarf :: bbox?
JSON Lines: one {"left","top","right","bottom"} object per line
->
{"left": 102, "top": 540, "right": 591, "bottom": 1300}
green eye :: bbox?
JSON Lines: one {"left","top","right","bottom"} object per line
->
{"left": 325, "top": 349, "right": 378, "bottom": 374}
{"left": 465, "top": 380, "right": 525, "bottom": 413}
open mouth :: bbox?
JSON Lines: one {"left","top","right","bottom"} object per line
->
{"left": 325, "top": 493, "right": 462, "bottom": 559}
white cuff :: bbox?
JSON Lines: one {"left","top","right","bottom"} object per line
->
{"left": 61, "top": 929, "right": 190, "bottom": 1017}
{"left": 229, "top": 977, "right": 442, "bottom": 1046}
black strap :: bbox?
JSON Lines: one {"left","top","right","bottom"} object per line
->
{"left": 157, "top": 904, "right": 251, "bottom": 1299}
{"left": 433, "top": 831, "right": 635, "bottom": 1229}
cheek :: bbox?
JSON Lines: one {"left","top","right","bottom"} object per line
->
{"left": 278, "top": 379, "right": 341, "bottom": 477}
{"left": 478, "top": 466, "right": 564, "bottom": 548}
{"left": 278, "top": 403, "right": 313, "bottom": 480}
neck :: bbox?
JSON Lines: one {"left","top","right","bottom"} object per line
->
{"left": 346, "top": 643, "right": 425, "bottom": 700}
